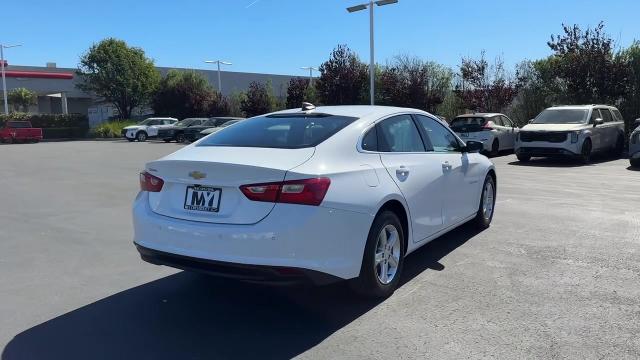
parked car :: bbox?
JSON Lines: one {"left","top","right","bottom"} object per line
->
{"left": 122, "top": 117, "right": 178, "bottom": 142}
{"left": 196, "top": 119, "right": 245, "bottom": 140}
{"left": 157, "top": 118, "right": 209, "bottom": 143}
{"left": 0, "top": 121, "right": 43, "bottom": 143}
{"left": 630, "top": 118, "right": 640, "bottom": 168}
{"left": 182, "top": 117, "right": 245, "bottom": 142}
{"left": 515, "top": 105, "right": 625, "bottom": 163}
{"left": 449, "top": 113, "right": 518, "bottom": 156}
{"left": 133, "top": 105, "right": 496, "bottom": 298}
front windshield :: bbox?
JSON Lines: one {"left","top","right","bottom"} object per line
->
{"left": 137, "top": 119, "right": 153, "bottom": 125}
{"left": 533, "top": 109, "right": 588, "bottom": 124}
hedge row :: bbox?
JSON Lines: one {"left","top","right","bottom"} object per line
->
{"left": 0, "top": 113, "right": 89, "bottom": 129}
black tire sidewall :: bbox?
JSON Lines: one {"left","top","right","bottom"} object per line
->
{"left": 581, "top": 139, "right": 592, "bottom": 164}
{"left": 352, "top": 211, "right": 405, "bottom": 298}
{"left": 474, "top": 175, "right": 496, "bottom": 229}
{"left": 136, "top": 132, "right": 147, "bottom": 142}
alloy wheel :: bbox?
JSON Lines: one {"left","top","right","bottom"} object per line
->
{"left": 374, "top": 224, "right": 401, "bottom": 285}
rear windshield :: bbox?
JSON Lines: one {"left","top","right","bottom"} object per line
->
{"left": 7, "top": 121, "right": 31, "bottom": 128}
{"left": 533, "top": 109, "right": 588, "bottom": 124}
{"left": 197, "top": 114, "right": 357, "bottom": 149}
{"left": 449, "top": 117, "right": 487, "bottom": 132}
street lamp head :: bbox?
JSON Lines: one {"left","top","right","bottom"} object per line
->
{"left": 375, "top": 0, "right": 398, "bottom": 6}
{"left": 1, "top": 44, "right": 22, "bottom": 49}
{"left": 347, "top": 4, "right": 367, "bottom": 12}
{"left": 204, "top": 60, "right": 232, "bottom": 65}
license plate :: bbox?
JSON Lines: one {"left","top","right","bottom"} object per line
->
{"left": 184, "top": 186, "right": 221, "bottom": 212}
{"left": 460, "top": 133, "right": 469, "bottom": 137}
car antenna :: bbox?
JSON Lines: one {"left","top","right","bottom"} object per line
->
{"left": 301, "top": 102, "right": 316, "bottom": 112}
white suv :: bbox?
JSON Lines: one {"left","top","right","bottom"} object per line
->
{"left": 449, "top": 113, "right": 518, "bottom": 156}
{"left": 630, "top": 119, "right": 640, "bottom": 168}
{"left": 515, "top": 105, "right": 625, "bottom": 163}
{"left": 122, "top": 117, "right": 178, "bottom": 142}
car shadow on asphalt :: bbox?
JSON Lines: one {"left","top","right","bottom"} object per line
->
{"left": 1, "top": 224, "right": 480, "bottom": 360}
{"left": 507, "top": 155, "right": 621, "bottom": 168}
{"left": 627, "top": 166, "right": 640, "bottom": 171}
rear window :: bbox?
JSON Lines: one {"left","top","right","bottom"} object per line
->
{"left": 533, "top": 109, "right": 588, "bottom": 124}
{"left": 449, "top": 117, "right": 487, "bottom": 132}
{"left": 198, "top": 114, "right": 357, "bottom": 149}
{"left": 7, "top": 121, "right": 31, "bottom": 128}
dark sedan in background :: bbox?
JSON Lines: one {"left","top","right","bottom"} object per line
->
{"left": 157, "top": 118, "right": 209, "bottom": 143}
{"left": 183, "top": 117, "right": 244, "bottom": 142}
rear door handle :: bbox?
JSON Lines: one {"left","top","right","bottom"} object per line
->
{"left": 442, "top": 162, "right": 452, "bottom": 171}
{"left": 396, "top": 166, "right": 410, "bottom": 177}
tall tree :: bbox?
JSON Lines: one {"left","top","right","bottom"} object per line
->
{"left": 458, "top": 51, "right": 517, "bottom": 113}
{"left": 241, "top": 81, "right": 272, "bottom": 117}
{"left": 77, "top": 38, "right": 160, "bottom": 119}
{"left": 7, "top": 88, "right": 37, "bottom": 112}
{"left": 547, "top": 22, "right": 627, "bottom": 104}
{"left": 152, "top": 70, "right": 228, "bottom": 118}
{"left": 315, "top": 45, "right": 368, "bottom": 105}
{"left": 378, "top": 55, "right": 453, "bottom": 112}
{"left": 286, "top": 77, "right": 311, "bottom": 108}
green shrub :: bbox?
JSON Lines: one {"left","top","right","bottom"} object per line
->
{"left": 90, "top": 120, "right": 137, "bottom": 138}
{"left": 0, "top": 113, "right": 89, "bottom": 128}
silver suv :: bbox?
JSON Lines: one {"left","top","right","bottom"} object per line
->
{"left": 515, "top": 105, "right": 625, "bottom": 164}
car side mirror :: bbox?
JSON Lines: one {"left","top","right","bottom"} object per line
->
{"left": 463, "top": 140, "right": 483, "bottom": 153}
{"left": 528, "top": 119, "right": 534, "bottom": 124}
{"left": 594, "top": 118, "right": 604, "bottom": 127}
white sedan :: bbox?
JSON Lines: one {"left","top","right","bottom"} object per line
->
{"left": 133, "top": 105, "right": 497, "bottom": 298}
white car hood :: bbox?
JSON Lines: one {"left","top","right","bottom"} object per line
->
{"left": 521, "top": 123, "right": 587, "bottom": 132}
{"left": 123, "top": 125, "right": 145, "bottom": 131}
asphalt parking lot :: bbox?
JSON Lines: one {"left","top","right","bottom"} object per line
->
{"left": 1, "top": 140, "right": 639, "bottom": 360}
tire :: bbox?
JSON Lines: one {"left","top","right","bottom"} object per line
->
{"left": 473, "top": 174, "right": 496, "bottom": 229}
{"left": 612, "top": 134, "right": 624, "bottom": 158}
{"left": 516, "top": 154, "right": 531, "bottom": 162}
{"left": 490, "top": 140, "right": 499, "bottom": 157}
{"left": 176, "top": 133, "right": 185, "bottom": 143}
{"left": 579, "top": 139, "right": 592, "bottom": 164}
{"left": 350, "top": 211, "right": 405, "bottom": 299}
{"left": 631, "top": 158, "right": 640, "bottom": 168}
{"left": 136, "top": 131, "right": 148, "bottom": 142}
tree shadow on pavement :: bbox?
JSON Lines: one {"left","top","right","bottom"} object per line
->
{"left": 2, "top": 224, "right": 480, "bottom": 360}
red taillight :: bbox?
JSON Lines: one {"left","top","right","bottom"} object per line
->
{"left": 240, "top": 178, "right": 331, "bottom": 206}
{"left": 139, "top": 171, "right": 164, "bottom": 192}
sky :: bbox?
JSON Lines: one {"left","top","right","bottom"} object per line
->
{"left": 3, "top": 0, "right": 640, "bottom": 76}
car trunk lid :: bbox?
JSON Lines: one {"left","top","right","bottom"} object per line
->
{"left": 145, "top": 146, "right": 315, "bottom": 224}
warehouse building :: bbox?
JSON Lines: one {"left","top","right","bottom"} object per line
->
{"left": 0, "top": 63, "right": 297, "bottom": 127}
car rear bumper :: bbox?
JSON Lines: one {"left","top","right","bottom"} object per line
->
{"left": 132, "top": 191, "right": 373, "bottom": 281}
{"left": 135, "top": 244, "right": 341, "bottom": 285}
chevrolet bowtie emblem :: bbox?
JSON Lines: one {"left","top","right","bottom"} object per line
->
{"left": 188, "top": 171, "right": 207, "bottom": 180}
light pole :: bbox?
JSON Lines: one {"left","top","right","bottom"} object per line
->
{"left": 1, "top": 44, "right": 22, "bottom": 115}
{"left": 300, "top": 66, "right": 318, "bottom": 85}
{"left": 204, "top": 60, "right": 232, "bottom": 94}
{"left": 347, "top": 0, "right": 397, "bottom": 105}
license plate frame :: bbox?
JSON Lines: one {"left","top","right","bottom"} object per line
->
{"left": 183, "top": 185, "right": 222, "bottom": 213}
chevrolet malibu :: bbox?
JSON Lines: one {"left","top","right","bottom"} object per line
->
{"left": 133, "top": 105, "right": 497, "bottom": 298}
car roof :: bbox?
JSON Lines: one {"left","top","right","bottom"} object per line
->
{"left": 454, "top": 113, "right": 502, "bottom": 118}
{"left": 269, "top": 105, "right": 432, "bottom": 120}
{"left": 147, "top": 117, "right": 177, "bottom": 120}
{"left": 547, "top": 105, "right": 617, "bottom": 110}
